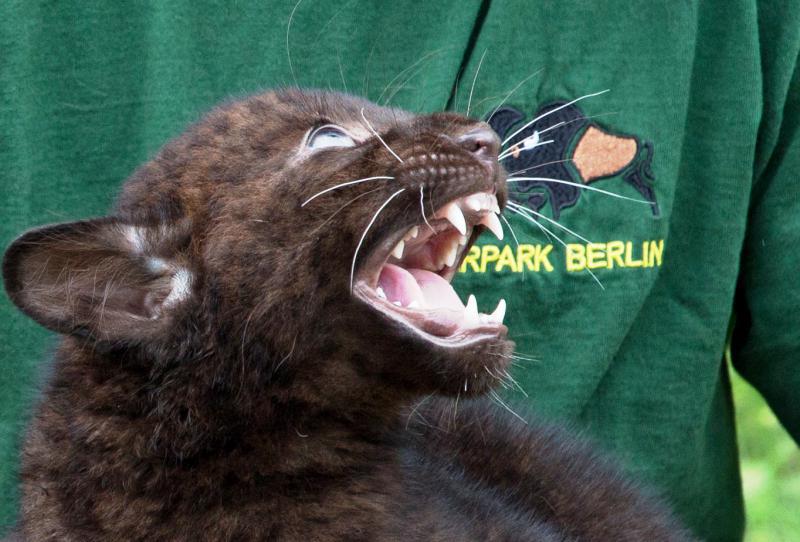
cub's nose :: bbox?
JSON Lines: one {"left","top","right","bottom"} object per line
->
{"left": 457, "top": 127, "right": 500, "bottom": 162}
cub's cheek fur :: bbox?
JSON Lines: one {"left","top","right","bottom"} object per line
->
{"left": 3, "top": 218, "right": 194, "bottom": 344}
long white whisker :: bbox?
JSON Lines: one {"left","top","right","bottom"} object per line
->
{"left": 501, "top": 89, "right": 610, "bottom": 146}
{"left": 350, "top": 188, "right": 406, "bottom": 290}
{"left": 361, "top": 108, "right": 404, "bottom": 163}
{"left": 377, "top": 49, "right": 445, "bottom": 105}
{"left": 420, "top": 185, "right": 434, "bottom": 232}
{"left": 499, "top": 214, "right": 524, "bottom": 280}
{"left": 498, "top": 113, "right": 619, "bottom": 162}
{"left": 506, "top": 204, "right": 604, "bottom": 289}
{"left": 466, "top": 49, "right": 488, "bottom": 117}
{"left": 505, "top": 203, "right": 553, "bottom": 242}
{"left": 486, "top": 69, "right": 543, "bottom": 122}
{"left": 489, "top": 390, "right": 528, "bottom": 424}
{"left": 285, "top": 0, "right": 304, "bottom": 87}
{"left": 507, "top": 159, "right": 573, "bottom": 177}
{"left": 507, "top": 176, "right": 652, "bottom": 205}
{"left": 507, "top": 201, "right": 593, "bottom": 245}
{"left": 536, "top": 112, "right": 619, "bottom": 136}
{"left": 405, "top": 393, "right": 434, "bottom": 430}
{"left": 311, "top": 186, "right": 384, "bottom": 234}
{"left": 497, "top": 140, "right": 554, "bottom": 161}
{"left": 301, "top": 176, "right": 394, "bottom": 207}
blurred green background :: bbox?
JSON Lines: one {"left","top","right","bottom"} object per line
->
{"left": 732, "top": 367, "right": 800, "bottom": 541}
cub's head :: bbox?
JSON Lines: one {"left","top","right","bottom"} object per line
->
{"left": 4, "top": 89, "right": 512, "bottom": 407}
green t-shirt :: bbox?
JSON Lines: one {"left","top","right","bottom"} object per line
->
{"left": 2, "top": 2, "right": 799, "bottom": 540}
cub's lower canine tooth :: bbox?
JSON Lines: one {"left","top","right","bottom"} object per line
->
{"left": 444, "top": 202, "right": 467, "bottom": 235}
{"left": 376, "top": 287, "right": 387, "bottom": 299}
{"left": 481, "top": 213, "right": 504, "bottom": 240}
{"left": 465, "top": 294, "right": 479, "bottom": 323}
{"left": 391, "top": 240, "right": 405, "bottom": 259}
{"left": 490, "top": 299, "right": 506, "bottom": 323}
{"left": 444, "top": 243, "right": 458, "bottom": 267}
{"left": 393, "top": 300, "right": 402, "bottom": 306}
{"left": 407, "top": 300, "right": 420, "bottom": 309}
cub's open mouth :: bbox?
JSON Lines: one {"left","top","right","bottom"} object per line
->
{"left": 354, "top": 190, "right": 507, "bottom": 345}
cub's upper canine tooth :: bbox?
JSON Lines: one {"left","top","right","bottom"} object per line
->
{"left": 391, "top": 240, "right": 405, "bottom": 259}
{"left": 489, "top": 195, "right": 501, "bottom": 214}
{"left": 490, "top": 299, "right": 506, "bottom": 324}
{"left": 376, "top": 286, "right": 387, "bottom": 299}
{"left": 458, "top": 234, "right": 469, "bottom": 246}
{"left": 481, "top": 212, "right": 504, "bottom": 240}
{"left": 443, "top": 202, "right": 467, "bottom": 235}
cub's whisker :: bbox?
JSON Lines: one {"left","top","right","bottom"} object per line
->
{"left": 350, "top": 188, "right": 406, "bottom": 290}
{"left": 361, "top": 108, "right": 404, "bottom": 163}
{"left": 485, "top": 69, "right": 544, "bottom": 122}
{"left": 285, "top": 0, "right": 304, "bottom": 87}
{"left": 499, "top": 114, "right": 620, "bottom": 161}
{"left": 506, "top": 204, "right": 604, "bottom": 289}
{"left": 466, "top": 49, "right": 488, "bottom": 117}
{"left": 497, "top": 140, "right": 554, "bottom": 161}
{"left": 377, "top": 48, "right": 447, "bottom": 106}
{"left": 301, "top": 176, "right": 394, "bottom": 207}
{"left": 501, "top": 89, "right": 610, "bottom": 147}
{"left": 311, "top": 186, "right": 384, "bottom": 234}
{"left": 488, "top": 390, "right": 528, "bottom": 425}
{"left": 507, "top": 176, "right": 653, "bottom": 205}
{"left": 499, "top": 214, "right": 525, "bottom": 280}
{"left": 419, "top": 185, "right": 435, "bottom": 232}
{"left": 507, "top": 159, "right": 574, "bottom": 177}
{"left": 507, "top": 201, "right": 593, "bottom": 246}
{"left": 505, "top": 203, "right": 555, "bottom": 243}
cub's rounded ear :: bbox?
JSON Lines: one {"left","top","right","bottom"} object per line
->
{"left": 3, "top": 217, "right": 194, "bottom": 342}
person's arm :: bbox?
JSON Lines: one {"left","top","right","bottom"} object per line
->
{"left": 731, "top": 2, "right": 800, "bottom": 444}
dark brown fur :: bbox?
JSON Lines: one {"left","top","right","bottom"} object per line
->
{"left": 3, "top": 89, "right": 692, "bottom": 541}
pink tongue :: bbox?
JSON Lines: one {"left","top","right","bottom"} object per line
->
{"left": 377, "top": 265, "right": 465, "bottom": 311}
{"left": 378, "top": 264, "right": 425, "bottom": 306}
{"left": 407, "top": 269, "right": 465, "bottom": 312}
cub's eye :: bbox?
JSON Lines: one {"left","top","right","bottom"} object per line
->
{"left": 306, "top": 125, "right": 356, "bottom": 150}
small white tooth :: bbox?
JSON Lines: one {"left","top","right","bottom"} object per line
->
{"left": 444, "top": 202, "right": 467, "bottom": 235}
{"left": 376, "top": 286, "right": 387, "bottom": 299}
{"left": 444, "top": 242, "right": 458, "bottom": 267}
{"left": 490, "top": 299, "right": 506, "bottom": 324}
{"left": 407, "top": 300, "right": 420, "bottom": 309}
{"left": 393, "top": 300, "right": 402, "bottom": 306}
{"left": 391, "top": 240, "right": 405, "bottom": 259}
{"left": 458, "top": 234, "right": 469, "bottom": 246}
{"left": 465, "top": 294, "right": 479, "bottom": 324}
{"left": 465, "top": 194, "right": 482, "bottom": 211}
{"left": 408, "top": 226, "right": 419, "bottom": 239}
{"left": 481, "top": 212, "right": 504, "bottom": 240}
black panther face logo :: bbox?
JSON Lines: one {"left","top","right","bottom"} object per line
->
{"left": 488, "top": 102, "right": 658, "bottom": 218}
